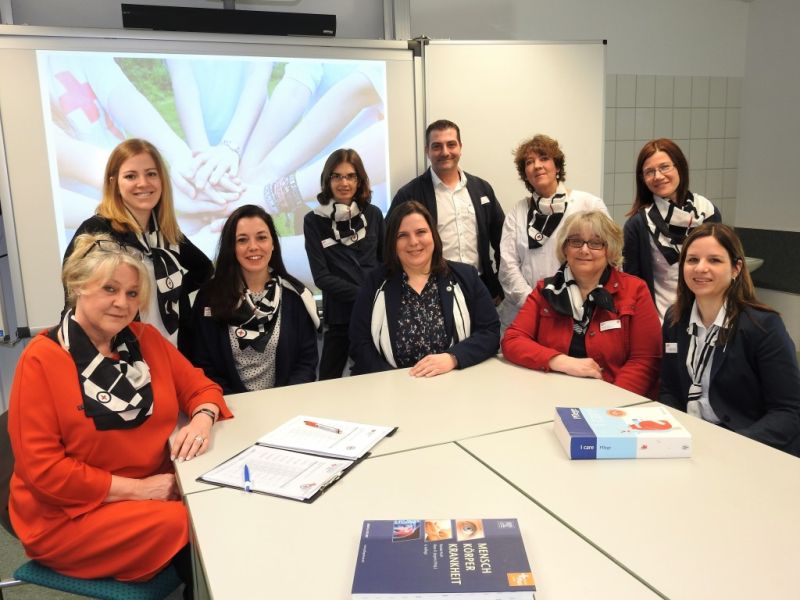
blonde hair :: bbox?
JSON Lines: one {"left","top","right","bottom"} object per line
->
{"left": 63, "top": 233, "right": 151, "bottom": 311}
{"left": 555, "top": 210, "right": 623, "bottom": 269}
{"left": 98, "top": 138, "right": 182, "bottom": 244}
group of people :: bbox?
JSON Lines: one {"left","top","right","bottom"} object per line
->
{"left": 6, "top": 119, "right": 800, "bottom": 591}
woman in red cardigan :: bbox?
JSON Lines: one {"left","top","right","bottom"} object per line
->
{"left": 502, "top": 210, "right": 661, "bottom": 398}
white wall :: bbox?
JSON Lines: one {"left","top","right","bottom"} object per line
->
{"left": 410, "top": 0, "right": 749, "bottom": 75}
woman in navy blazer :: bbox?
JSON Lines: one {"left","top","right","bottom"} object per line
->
{"left": 191, "top": 205, "right": 319, "bottom": 394}
{"left": 660, "top": 223, "right": 800, "bottom": 456}
{"left": 349, "top": 201, "right": 500, "bottom": 377}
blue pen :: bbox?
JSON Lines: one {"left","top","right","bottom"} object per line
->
{"left": 243, "top": 464, "right": 252, "bottom": 493}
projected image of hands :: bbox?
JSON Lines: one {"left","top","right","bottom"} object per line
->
{"left": 41, "top": 51, "right": 389, "bottom": 286}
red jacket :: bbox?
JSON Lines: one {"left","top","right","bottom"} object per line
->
{"left": 502, "top": 269, "right": 662, "bottom": 398}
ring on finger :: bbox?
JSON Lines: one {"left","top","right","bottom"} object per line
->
{"left": 194, "top": 435, "right": 204, "bottom": 443}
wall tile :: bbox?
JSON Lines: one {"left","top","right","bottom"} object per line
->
{"left": 611, "top": 203, "right": 629, "bottom": 224}
{"left": 636, "top": 75, "right": 655, "bottom": 107}
{"left": 725, "top": 107, "right": 740, "bottom": 138}
{"left": 606, "top": 74, "right": 617, "bottom": 108}
{"left": 616, "top": 108, "right": 635, "bottom": 140}
{"left": 635, "top": 108, "right": 654, "bottom": 141}
{"left": 691, "top": 169, "right": 707, "bottom": 194}
{"left": 726, "top": 77, "right": 742, "bottom": 107}
{"left": 614, "top": 172, "right": 635, "bottom": 206}
{"left": 673, "top": 108, "right": 691, "bottom": 139}
{"left": 614, "top": 140, "right": 635, "bottom": 173}
{"left": 674, "top": 76, "right": 692, "bottom": 107}
{"left": 690, "top": 108, "right": 708, "bottom": 138}
{"left": 708, "top": 108, "right": 725, "bottom": 138}
{"left": 616, "top": 75, "right": 636, "bottom": 107}
{"left": 724, "top": 138, "right": 739, "bottom": 169}
{"left": 673, "top": 139, "right": 690, "bottom": 159}
{"left": 723, "top": 169, "right": 738, "bottom": 198}
{"left": 605, "top": 107, "right": 616, "bottom": 141}
{"left": 707, "top": 139, "right": 724, "bottom": 169}
{"left": 690, "top": 139, "right": 708, "bottom": 169}
{"left": 655, "top": 76, "right": 674, "bottom": 108}
{"left": 603, "top": 173, "right": 615, "bottom": 204}
{"left": 709, "top": 77, "right": 727, "bottom": 107}
{"left": 691, "top": 76, "right": 710, "bottom": 107}
{"left": 604, "top": 140, "right": 615, "bottom": 173}
{"left": 654, "top": 108, "right": 673, "bottom": 138}
{"left": 706, "top": 169, "right": 723, "bottom": 200}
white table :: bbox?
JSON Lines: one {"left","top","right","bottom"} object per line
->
{"left": 460, "top": 404, "right": 800, "bottom": 600}
{"left": 185, "top": 443, "right": 663, "bottom": 600}
{"left": 178, "top": 357, "right": 650, "bottom": 494}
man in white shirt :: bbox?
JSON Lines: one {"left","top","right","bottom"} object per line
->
{"left": 390, "top": 119, "right": 505, "bottom": 301}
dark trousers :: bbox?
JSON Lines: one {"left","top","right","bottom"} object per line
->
{"left": 318, "top": 323, "right": 350, "bottom": 380}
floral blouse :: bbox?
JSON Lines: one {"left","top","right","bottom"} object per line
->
{"left": 394, "top": 275, "right": 450, "bottom": 367}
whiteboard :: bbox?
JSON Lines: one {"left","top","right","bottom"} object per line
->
{"left": 423, "top": 41, "right": 605, "bottom": 214}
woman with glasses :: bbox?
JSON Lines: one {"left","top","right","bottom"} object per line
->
{"left": 503, "top": 211, "right": 661, "bottom": 397}
{"left": 8, "top": 232, "right": 230, "bottom": 590}
{"left": 660, "top": 224, "right": 800, "bottom": 456}
{"left": 349, "top": 201, "right": 500, "bottom": 377}
{"left": 499, "top": 134, "right": 608, "bottom": 326}
{"left": 303, "top": 148, "right": 385, "bottom": 379}
{"left": 191, "top": 205, "right": 320, "bottom": 394}
{"left": 623, "top": 138, "right": 722, "bottom": 321}
{"left": 64, "top": 138, "right": 213, "bottom": 357}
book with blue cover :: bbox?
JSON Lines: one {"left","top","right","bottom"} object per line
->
{"left": 351, "top": 518, "right": 536, "bottom": 599}
{"left": 554, "top": 406, "right": 692, "bottom": 459}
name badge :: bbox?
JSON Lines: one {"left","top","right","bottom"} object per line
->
{"left": 203, "top": 306, "right": 212, "bottom": 317}
{"left": 480, "top": 195, "right": 490, "bottom": 205}
{"left": 599, "top": 319, "right": 621, "bottom": 332}
{"left": 665, "top": 342, "right": 678, "bottom": 354}
{"left": 321, "top": 238, "right": 337, "bottom": 248}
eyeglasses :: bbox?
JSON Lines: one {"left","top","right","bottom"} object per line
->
{"left": 642, "top": 163, "right": 675, "bottom": 180}
{"left": 81, "top": 239, "right": 145, "bottom": 262}
{"left": 330, "top": 173, "right": 358, "bottom": 182}
{"left": 565, "top": 237, "right": 606, "bottom": 250}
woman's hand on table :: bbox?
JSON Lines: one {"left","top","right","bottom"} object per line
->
{"left": 171, "top": 412, "right": 215, "bottom": 462}
{"left": 410, "top": 353, "right": 458, "bottom": 378}
{"left": 548, "top": 354, "right": 603, "bottom": 380}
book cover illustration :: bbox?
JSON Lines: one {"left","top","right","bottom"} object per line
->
{"left": 352, "top": 518, "right": 536, "bottom": 598}
{"left": 554, "top": 406, "right": 692, "bottom": 460}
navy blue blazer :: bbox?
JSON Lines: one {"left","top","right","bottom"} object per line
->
{"left": 390, "top": 169, "right": 505, "bottom": 298}
{"left": 660, "top": 306, "right": 800, "bottom": 456}
{"left": 303, "top": 204, "right": 385, "bottom": 326}
{"left": 348, "top": 261, "right": 500, "bottom": 375}
{"left": 622, "top": 205, "right": 722, "bottom": 300}
{"left": 190, "top": 286, "right": 318, "bottom": 394}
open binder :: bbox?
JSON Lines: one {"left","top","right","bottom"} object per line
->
{"left": 198, "top": 415, "right": 397, "bottom": 502}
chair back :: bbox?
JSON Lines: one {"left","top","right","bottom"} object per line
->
{"left": 0, "top": 410, "right": 16, "bottom": 537}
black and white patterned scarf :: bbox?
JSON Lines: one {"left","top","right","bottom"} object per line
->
{"left": 226, "top": 276, "right": 320, "bottom": 353}
{"left": 54, "top": 310, "right": 153, "bottom": 431}
{"left": 314, "top": 202, "right": 367, "bottom": 246}
{"left": 129, "top": 215, "right": 187, "bottom": 335}
{"left": 541, "top": 264, "right": 615, "bottom": 334}
{"left": 527, "top": 183, "right": 568, "bottom": 249}
{"left": 645, "top": 193, "right": 716, "bottom": 265}
{"left": 230, "top": 279, "right": 281, "bottom": 353}
{"left": 685, "top": 321, "right": 722, "bottom": 419}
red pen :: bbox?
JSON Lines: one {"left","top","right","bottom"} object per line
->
{"left": 304, "top": 420, "right": 342, "bottom": 434}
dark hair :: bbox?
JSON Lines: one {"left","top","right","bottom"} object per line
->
{"left": 672, "top": 223, "right": 775, "bottom": 342}
{"left": 513, "top": 134, "right": 567, "bottom": 194}
{"left": 628, "top": 138, "right": 690, "bottom": 217}
{"left": 205, "top": 204, "right": 298, "bottom": 321}
{"left": 316, "top": 148, "right": 372, "bottom": 209}
{"left": 425, "top": 119, "right": 461, "bottom": 147}
{"left": 384, "top": 200, "right": 448, "bottom": 278}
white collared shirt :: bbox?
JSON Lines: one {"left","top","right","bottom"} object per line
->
{"left": 687, "top": 301, "right": 727, "bottom": 424}
{"left": 431, "top": 168, "right": 480, "bottom": 272}
{"left": 651, "top": 196, "right": 680, "bottom": 322}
